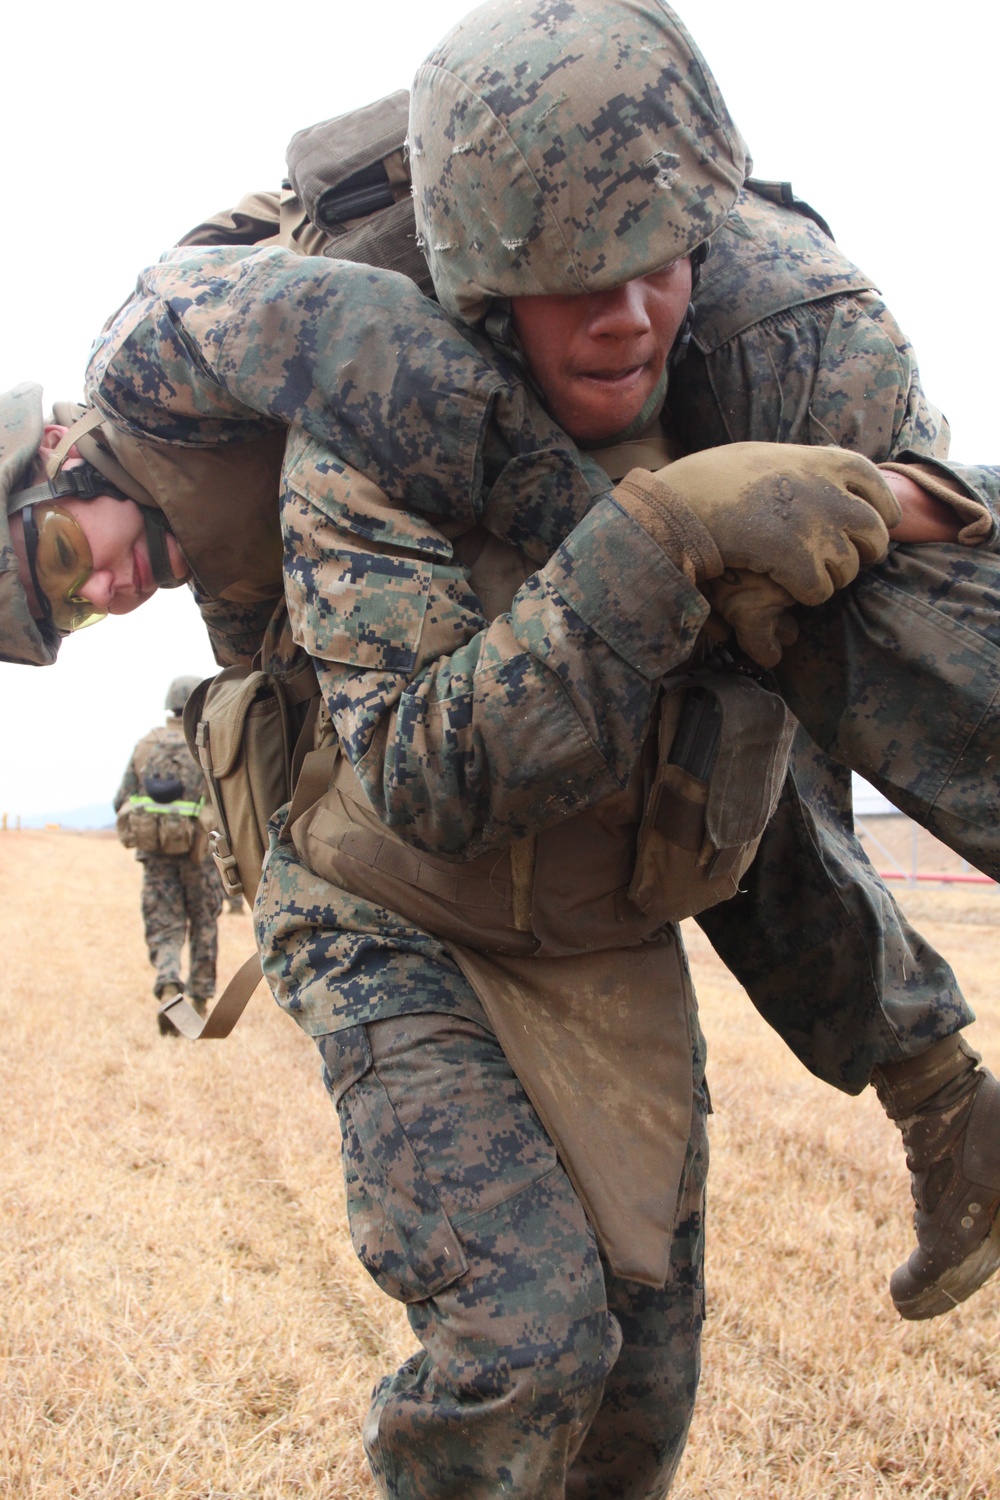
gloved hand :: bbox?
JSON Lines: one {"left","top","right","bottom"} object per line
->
{"left": 615, "top": 443, "right": 902, "bottom": 604}
{"left": 703, "top": 570, "right": 800, "bottom": 668}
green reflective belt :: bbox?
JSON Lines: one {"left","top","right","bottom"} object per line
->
{"left": 127, "top": 794, "right": 204, "bottom": 819}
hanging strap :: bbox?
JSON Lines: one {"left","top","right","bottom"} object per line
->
{"left": 157, "top": 951, "right": 264, "bottom": 1040}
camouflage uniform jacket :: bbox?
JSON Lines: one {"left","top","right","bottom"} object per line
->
{"left": 176, "top": 172, "right": 1000, "bottom": 529}
{"left": 88, "top": 246, "right": 704, "bottom": 861}
{"left": 85, "top": 241, "right": 994, "bottom": 1060}
{"left": 671, "top": 183, "right": 999, "bottom": 529}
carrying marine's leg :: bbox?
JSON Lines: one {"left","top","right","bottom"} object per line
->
{"left": 318, "top": 1007, "right": 623, "bottom": 1500}
{"left": 260, "top": 823, "right": 705, "bottom": 1499}
{"left": 567, "top": 1079, "right": 709, "bottom": 1500}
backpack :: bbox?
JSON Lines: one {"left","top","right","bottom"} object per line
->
{"left": 116, "top": 726, "right": 205, "bottom": 857}
{"left": 157, "top": 639, "right": 333, "bottom": 1042}
{"left": 183, "top": 652, "right": 326, "bottom": 903}
{"left": 285, "top": 90, "right": 434, "bottom": 296}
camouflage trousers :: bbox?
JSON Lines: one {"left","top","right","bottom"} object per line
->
{"left": 317, "top": 999, "right": 708, "bottom": 1500}
{"left": 139, "top": 853, "right": 223, "bottom": 999}
{"left": 778, "top": 541, "right": 1000, "bottom": 876}
{"left": 700, "top": 541, "right": 993, "bottom": 1091}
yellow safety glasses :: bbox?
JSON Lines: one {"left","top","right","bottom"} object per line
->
{"left": 22, "top": 503, "right": 106, "bottom": 634}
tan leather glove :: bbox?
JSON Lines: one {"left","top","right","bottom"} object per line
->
{"left": 703, "top": 571, "right": 800, "bottom": 668}
{"left": 615, "top": 443, "right": 902, "bottom": 603}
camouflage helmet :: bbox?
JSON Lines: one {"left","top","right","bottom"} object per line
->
{"left": 165, "top": 675, "right": 201, "bottom": 713}
{"left": 409, "top": 0, "right": 748, "bottom": 324}
{"left": 0, "top": 384, "right": 59, "bottom": 666}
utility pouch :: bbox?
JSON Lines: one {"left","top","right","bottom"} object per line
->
{"left": 186, "top": 668, "right": 292, "bottom": 902}
{"left": 184, "top": 658, "right": 319, "bottom": 903}
{"left": 285, "top": 92, "right": 433, "bottom": 294}
{"left": 116, "top": 803, "right": 158, "bottom": 852}
{"left": 115, "top": 800, "right": 199, "bottom": 855}
{"left": 629, "top": 670, "right": 795, "bottom": 924}
{"left": 157, "top": 813, "right": 197, "bottom": 856}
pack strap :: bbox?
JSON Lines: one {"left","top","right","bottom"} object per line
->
{"left": 281, "top": 742, "right": 339, "bottom": 840}
{"left": 157, "top": 951, "right": 264, "bottom": 1039}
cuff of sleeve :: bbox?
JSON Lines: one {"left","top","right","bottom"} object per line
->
{"left": 613, "top": 468, "right": 724, "bottom": 582}
{"left": 542, "top": 494, "right": 711, "bottom": 680}
{"left": 880, "top": 460, "right": 994, "bottom": 546}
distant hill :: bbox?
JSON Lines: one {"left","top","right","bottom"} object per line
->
{"left": 18, "top": 802, "right": 116, "bottom": 831}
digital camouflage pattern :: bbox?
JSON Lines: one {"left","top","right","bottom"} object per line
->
{"left": 0, "top": 384, "right": 58, "bottom": 666}
{"left": 84, "top": 233, "right": 994, "bottom": 1067}
{"left": 81, "top": 78, "right": 1000, "bottom": 1493}
{"left": 137, "top": 854, "right": 223, "bottom": 1000}
{"left": 114, "top": 717, "right": 211, "bottom": 852}
{"left": 87, "top": 235, "right": 730, "bottom": 1487}
{"left": 115, "top": 718, "right": 223, "bottom": 998}
{"left": 776, "top": 544, "right": 1000, "bottom": 878}
{"left": 317, "top": 997, "right": 706, "bottom": 1496}
{"left": 408, "top": 0, "right": 747, "bottom": 323}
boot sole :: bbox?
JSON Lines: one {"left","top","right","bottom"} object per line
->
{"left": 893, "top": 1213, "right": 1000, "bottom": 1320}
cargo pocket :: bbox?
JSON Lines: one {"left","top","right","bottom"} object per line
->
{"left": 320, "top": 1025, "right": 469, "bottom": 1303}
{"left": 629, "top": 669, "right": 794, "bottom": 924}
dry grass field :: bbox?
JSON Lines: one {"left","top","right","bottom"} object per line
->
{"left": 1, "top": 830, "right": 998, "bottom": 1499}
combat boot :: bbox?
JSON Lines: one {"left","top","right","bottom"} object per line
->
{"left": 190, "top": 997, "right": 208, "bottom": 1018}
{"left": 157, "top": 983, "right": 183, "bottom": 1037}
{"left": 872, "top": 1034, "right": 1000, "bottom": 1320}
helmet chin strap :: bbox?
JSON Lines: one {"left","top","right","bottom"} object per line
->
{"left": 141, "top": 506, "right": 185, "bottom": 589}
{"left": 7, "top": 459, "right": 130, "bottom": 514}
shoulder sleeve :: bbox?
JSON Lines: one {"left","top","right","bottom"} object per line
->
{"left": 194, "top": 588, "right": 281, "bottom": 668}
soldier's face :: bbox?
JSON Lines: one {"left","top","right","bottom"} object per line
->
{"left": 511, "top": 258, "right": 692, "bottom": 443}
{"left": 11, "top": 488, "right": 190, "bottom": 624}
{"left": 54, "top": 493, "right": 190, "bottom": 616}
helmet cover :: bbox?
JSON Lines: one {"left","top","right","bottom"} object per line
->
{"left": 409, "top": 0, "right": 748, "bottom": 322}
{"left": 165, "top": 675, "right": 201, "bottom": 713}
{"left": 0, "top": 384, "right": 59, "bottom": 666}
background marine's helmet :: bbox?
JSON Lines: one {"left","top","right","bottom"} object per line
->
{"left": 409, "top": 0, "right": 748, "bottom": 325}
{"left": 0, "top": 384, "right": 59, "bottom": 666}
{"left": 165, "top": 675, "right": 201, "bottom": 714}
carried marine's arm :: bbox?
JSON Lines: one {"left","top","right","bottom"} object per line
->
{"left": 85, "top": 247, "right": 713, "bottom": 856}
{"left": 85, "top": 247, "right": 893, "bottom": 859}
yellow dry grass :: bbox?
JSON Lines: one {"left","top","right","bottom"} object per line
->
{"left": 1, "top": 831, "right": 998, "bottom": 1498}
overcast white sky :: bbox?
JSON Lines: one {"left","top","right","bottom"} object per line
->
{"left": 1, "top": 0, "right": 997, "bottom": 818}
